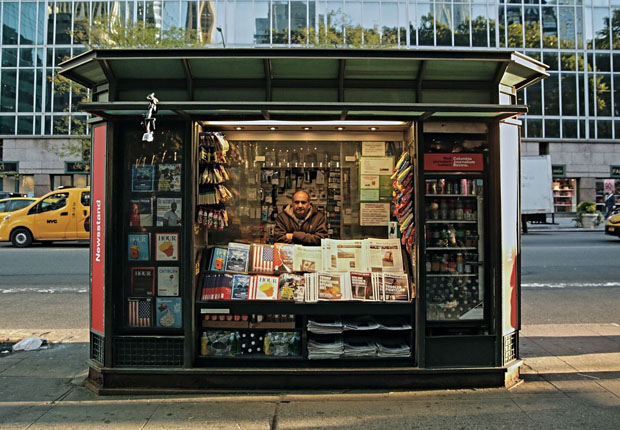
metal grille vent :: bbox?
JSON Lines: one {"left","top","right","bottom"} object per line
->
{"left": 113, "top": 336, "right": 184, "bottom": 367}
{"left": 503, "top": 332, "right": 517, "bottom": 365}
{"left": 90, "top": 332, "right": 104, "bottom": 364}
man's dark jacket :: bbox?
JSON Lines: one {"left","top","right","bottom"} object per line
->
{"left": 274, "top": 204, "right": 328, "bottom": 245}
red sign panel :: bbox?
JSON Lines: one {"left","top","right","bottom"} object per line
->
{"left": 424, "top": 153, "right": 484, "bottom": 171}
{"left": 91, "top": 124, "right": 107, "bottom": 335}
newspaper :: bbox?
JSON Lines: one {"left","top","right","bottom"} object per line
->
{"left": 321, "top": 239, "right": 365, "bottom": 272}
{"left": 293, "top": 245, "right": 323, "bottom": 272}
{"left": 364, "top": 238, "right": 404, "bottom": 272}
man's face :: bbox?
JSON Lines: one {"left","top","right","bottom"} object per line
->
{"left": 292, "top": 192, "right": 310, "bottom": 219}
{"left": 171, "top": 203, "right": 177, "bottom": 212}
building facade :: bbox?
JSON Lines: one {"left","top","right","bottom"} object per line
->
{"left": 0, "top": 0, "right": 619, "bottom": 208}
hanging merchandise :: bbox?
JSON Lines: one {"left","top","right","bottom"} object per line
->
{"left": 198, "top": 132, "right": 233, "bottom": 230}
{"left": 391, "top": 151, "right": 415, "bottom": 252}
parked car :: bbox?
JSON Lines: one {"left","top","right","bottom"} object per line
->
{"left": 0, "top": 192, "right": 26, "bottom": 199}
{"left": 0, "top": 197, "right": 37, "bottom": 218}
{"left": 0, "top": 187, "right": 90, "bottom": 247}
{"left": 605, "top": 209, "right": 620, "bottom": 239}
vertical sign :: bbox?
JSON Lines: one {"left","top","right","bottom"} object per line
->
{"left": 91, "top": 124, "right": 107, "bottom": 334}
{"left": 500, "top": 123, "right": 519, "bottom": 335}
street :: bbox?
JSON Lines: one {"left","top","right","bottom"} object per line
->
{"left": 0, "top": 231, "right": 618, "bottom": 330}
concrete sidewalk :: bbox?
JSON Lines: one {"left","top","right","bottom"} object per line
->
{"left": 1, "top": 324, "right": 619, "bottom": 429}
{"left": 525, "top": 214, "right": 607, "bottom": 233}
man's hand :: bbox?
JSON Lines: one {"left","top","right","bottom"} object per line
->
{"left": 286, "top": 233, "right": 293, "bottom": 241}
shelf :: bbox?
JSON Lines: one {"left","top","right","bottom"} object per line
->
{"left": 425, "top": 247, "right": 477, "bottom": 251}
{"left": 426, "top": 274, "right": 478, "bottom": 278}
{"left": 425, "top": 194, "right": 478, "bottom": 198}
{"left": 197, "top": 301, "right": 413, "bottom": 315}
{"left": 425, "top": 220, "right": 477, "bottom": 224}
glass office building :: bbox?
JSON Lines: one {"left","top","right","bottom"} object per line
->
{"left": 1, "top": 0, "right": 619, "bottom": 204}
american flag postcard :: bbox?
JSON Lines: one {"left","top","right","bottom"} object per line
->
{"left": 251, "top": 244, "right": 274, "bottom": 272}
{"left": 128, "top": 298, "right": 152, "bottom": 327}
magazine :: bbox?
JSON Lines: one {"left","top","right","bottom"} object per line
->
{"left": 157, "top": 267, "right": 179, "bottom": 296}
{"left": 318, "top": 272, "right": 344, "bottom": 301}
{"left": 155, "top": 233, "right": 179, "bottom": 261}
{"left": 278, "top": 273, "right": 305, "bottom": 302}
{"left": 225, "top": 242, "right": 251, "bottom": 272}
{"left": 157, "top": 163, "right": 181, "bottom": 192}
{"left": 231, "top": 274, "right": 250, "bottom": 300}
{"left": 128, "top": 298, "right": 152, "bottom": 327}
{"left": 130, "top": 267, "right": 155, "bottom": 296}
{"left": 250, "top": 275, "right": 279, "bottom": 300}
{"left": 131, "top": 165, "right": 154, "bottom": 192}
{"left": 128, "top": 233, "right": 150, "bottom": 261}
{"left": 274, "top": 243, "right": 295, "bottom": 273}
{"left": 364, "top": 238, "right": 403, "bottom": 272}
{"left": 321, "top": 239, "right": 364, "bottom": 272}
{"left": 208, "top": 247, "right": 228, "bottom": 272}
{"left": 251, "top": 244, "right": 274, "bottom": 272}
{"left": 156, "top": 197, "right": 182, "bottom": 226}
{"left": 293, "top": 245, "right": 322, "bottom": 272}
{"left": 129, "top": 198, "right": 152, "bottom": 227}
{"left": 156, "top": 297, "right": 182, "bottom": 328}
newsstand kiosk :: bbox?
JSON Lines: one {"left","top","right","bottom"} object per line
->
{"left": 60, "top": 49, "right": 547, "bottom": 393}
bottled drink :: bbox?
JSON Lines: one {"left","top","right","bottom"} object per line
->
{"left": 455, "top": 200, "right": 464, "bottom": 220}
{"left": 439, "top": 200, "right": 448, "bottom": 220}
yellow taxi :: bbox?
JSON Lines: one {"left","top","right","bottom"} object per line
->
{"left": 0, "top": 187, "right": 90, "bottom": 247}
{"left": 605, "top": 210, "right": 620, "bottom": 239}
{"left": 0, "top": 197, "right": 37, "bottom": 218}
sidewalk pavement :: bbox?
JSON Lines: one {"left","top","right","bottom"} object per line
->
{"left": 526, "top": 215, "right": 607, "bottom": 233}
{"left": 1, "top": 324, "right": 619, "bottom": 429}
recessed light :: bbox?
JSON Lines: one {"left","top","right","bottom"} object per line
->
{"left": 234, "top": 126, "right": 244, "bottom": 130}
{"left": 269, "top": 126, "right": 278, "bottom": 130}
{"left": 303, "top": 126, "right": 312, "bottom": 130}
{"left": 369, "top": 127, "right": 378, "bottom": 131}
{"left": 336, "top": 126, "right": 345, "bottom": 130}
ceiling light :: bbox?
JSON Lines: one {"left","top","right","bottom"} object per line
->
{"left": 303, "top": 126, "right": 312, "bottom": 130}
{"left": 336, "top": 126, "right": 345, "bottom": 130}
{"left": 269, "top": 126, "right": 278, "bottom": 130}
{"left": 234, "top": 126, "right": 244, "bottom": 130}
{"left": 203, "top": 120, "right": 406, "bottom": 126}
{"left": 369, "top": 127, "right": 379, "bottom": 131}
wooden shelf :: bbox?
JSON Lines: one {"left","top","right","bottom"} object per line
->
{"left": 197, "top": 300, "right": 413, "bottom": 315}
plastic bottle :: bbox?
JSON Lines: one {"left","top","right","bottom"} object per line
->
{"left": 200, "top": 332, "right": 208, "bottom": 356}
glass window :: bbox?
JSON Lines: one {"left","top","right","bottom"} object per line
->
{"left": 435, "top": 2, "right": 452, "bottom": 46}
{"left": 541, "top": 6, "right": 558, "bottom": 48}
{"left": 381, "top": 0, "right": 399, "bottom": 47}
{"left": 2, "top": 48, "right": 17, "bottom": 67}
{"left": 54, "top": 2, "right": 73, "bottom": 45}
{"left": 9, "top": 200, "right": 32, "bottom": 211}
{"left": 55, "top": 48, "right": 71, "bottom": 67}
{"left": 343, "top": 1, "right": 362, "bottom": 46}
{"left": 45, "top": 68, "right": 53, "bottom": 112}
{"left": 561, "top": 73, "right": 577, "bottom": 115}
{"left": 578, "top": 73, "right": 585, "bottom": 116}
{"left": 596, "top": 74, "right": 612, "bottom": 116}
{"left": 471, "top": 5, "right": 488, "bottom": 47}
{"left": 454, "top": 3, "right": 471, "bottom": 47}
{"left": 524, "top": 5, "right": 540, "bottom": 48}
{"left": 595, "top": 53, "right": 610, "bottom": 72}
{"left": 545, "top": 119, "right": 560, "bottom": 138}
{"left": 1, "top": 70, "right": 17, "bottom": 112}
{"left": 526, "top": 81, "right": 542, "bottom": 115}
{"left": 588, "top": 73, "right": 595, "bottom": 117}
{"left": 558, "top": 6, "right": 575, "bottom": 48}
{"left": 18, "top": 69, "right": 35, "bottom": 112}
{"left": 575, "top": 5, "right": 583, "bottom": 49}
{"left": 40, "top": 192, "right": 69, "bottom": 212}
{"left": 19, "top": 48, "right": 35, "bottom": 67}
{"left": 543, "top": 52, "right": 558, "bottom": 71}
{"left": 615, "top": 121, "right": 620, "bottom": 140}
{"left": 181, "top": 0, "right": 198, "bottom": 33}
{"left": 498, "top": 4, "right": 506, "bottom": 47}
{"left": 2, "top": 2, "right": 18, "bottom": 45}
{"left": 615, "top": 75, "right": 620, "bottom": 116}
{"left": 417, "top": 3, "right": 434, "bottom": 46}
{"left": 53, "top": 115, "right": 69, "bottom": 134}
{"left": 613, "top": 8, "right": 620, "bottom": 49}
{"left": 254, "top": 0, "right": 270, "bottom": 44}
{"left": 36, "top": 48, "right": 44, "bottom": 68}
{"left": 527, "top": 118, "right": 542, "bottom": 138}
{"left": 291, "top": 1, "right": 309, "bottom": 45}
{"left": 162, "top": 1, "right": 181, "bottom": 31}
{"left": 563, "top": 120, "right": 578, "bottom": 138}
{"left": 20, "top": 175, "right": 34, "bottom": 195}
{"left": 144, "top": 0, "right": 157, "bottom": 25}
{"left": 506, "top": 5, "right": 522, "bottom": 48}
{"left": 560, "top": 52, "right": 576, "bottom": 71}
{"left": 544, "top": 74, "right": 560, "bottom": 115}
{"left": 272, "top": 1, "right": 289, "bottom": 44}
{"left": 71, "top": 115, "right": 88, "bottom": 135}
{"left": 597, "top": 120, "right": 612, "bottom": 139}
{"left": 17, "top": 116, "right": 33, "bottom": 134}
{"left": 363, "top": 1, "right": 381, "bottom": 47}
{"left": 80, "top": 190, "right": 91, "bottom": 205}
{"left": 0, "top": 116, "right": 15, "bottom": 134}
{"left": 92, "top": 1, "right": 109, "bottom": 21}
{"left": 593, "top": 7, "right": 610, "bottom": 49}
{"left": 37, "top": 2, "right": 46, "bottom": 45}
{"left": 20, "top": 1, "right": 37, "bottom": 44}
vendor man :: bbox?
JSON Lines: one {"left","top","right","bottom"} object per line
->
{"left": 274, "top": 190, "right": 328, "bottom": 245}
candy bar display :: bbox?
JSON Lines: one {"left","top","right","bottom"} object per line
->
{"left": 391, "top": 151, "right": 414, "bottom": 252}
{"left": 197, "top": 132, "right": 232, "bottom": 229}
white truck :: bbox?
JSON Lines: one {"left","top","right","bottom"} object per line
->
{"left": 520, "top": 155, "right": 554, "bottom": 233}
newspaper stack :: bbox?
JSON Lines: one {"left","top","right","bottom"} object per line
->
{"left": 343, "top": 336, "right": 378, "bottom": 358}
{"left": 342, "top": 317, "right": 381, "bottom": 331}
{"left": 376, "top": 338, "right": 411, "bottom": 358}
{"left": 307, "top": 318, "right": 343, "bottom": 334}
{"left": 377, "top": 319, "right": 412, "bottom": 331}
{"left": 307, "top": 335, "right": 344, "bottom": 359}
